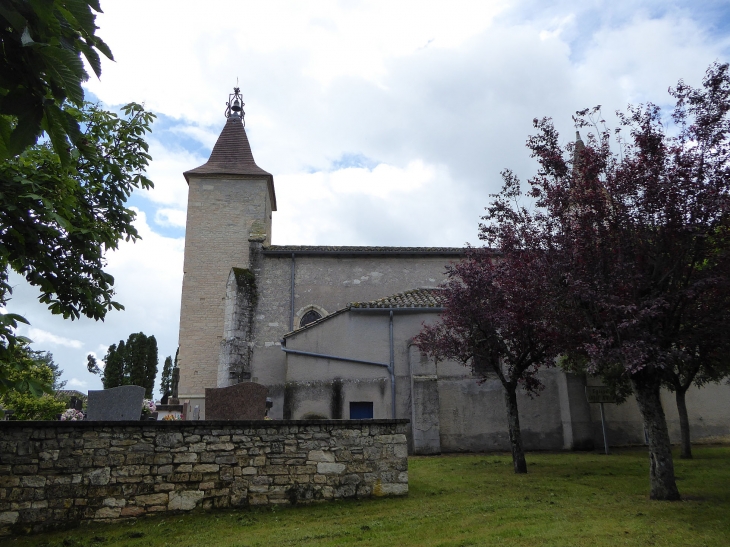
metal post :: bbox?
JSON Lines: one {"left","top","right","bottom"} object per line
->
{"left": 289, "top": 253, "right": 295, "bottom": 331}
{"left": 600, "top": 402, "right": 609, "bottom": 455}
{"left": 389, "top": 310, "right": 395, "bottom": 420}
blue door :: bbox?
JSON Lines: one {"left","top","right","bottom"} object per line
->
{"left": 349, "top": 401, "right": 374, "bottom": 419}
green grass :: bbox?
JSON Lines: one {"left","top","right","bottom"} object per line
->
{"left": 9, "top": 446, "right": 730, "bottom": 547}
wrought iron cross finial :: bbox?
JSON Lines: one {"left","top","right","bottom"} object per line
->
{"left": 225, "top": 86, "right": 245, "bottom": 126}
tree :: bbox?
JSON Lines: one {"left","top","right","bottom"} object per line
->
{"left": 160, "top": 355, "right": 173, "bottom": 396}
{"left": 142, "top": 335, "right": 158, "bottom": 398}
{"left": 0, "top": 0, "right": 113, "bottom": 162}
{"left": 33, "top": 351, "right": 65, "bottom": 391}
{"left": 495, "top": 62, "right": 730, "bottom": 500}
{"left": 0, "top": 344, "right": 65, "bottom": 419}
{"left": 661, "top": 282, "right": 730, "bottom": 459}
{"left": 0, "top": 2, "right": 155, "bottom": 393}
{"left": 90, "top": 333, "right": 158, "bottom": 397}
{"left": 414, "top": 248, "right": 560, "bottom": 473}
{"left": 1, "top": 100, "right": 154, "bottom": 322}
{"left": 101, "top": 341, "right": 124, "bottom": 389}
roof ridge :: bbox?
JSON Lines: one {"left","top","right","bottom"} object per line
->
{"left": 347, "top": 287, "right": 446, "bottom": 309}
{"left": 283, "top": 287, "right": 446, "bottom": 338}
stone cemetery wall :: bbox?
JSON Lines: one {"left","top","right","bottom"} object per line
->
{"left": 0, "top": 419, "right": 409, "bottom": 536}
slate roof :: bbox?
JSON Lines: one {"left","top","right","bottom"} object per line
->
{"left": 348, "top": 288, "right": 446, "bottom": 309}
{"left": 263, "top": 245, "right": 465, "bottom": 257}
{"left": 184, "top": 115, "right": 277, "bottom": 209}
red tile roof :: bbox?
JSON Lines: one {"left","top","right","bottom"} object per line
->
{"left": 348, "top": 288, "right": 446, "bottom": 309}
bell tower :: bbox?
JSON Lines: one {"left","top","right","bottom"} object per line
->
{"left": 176, "top": 88, "right": 276, "bottom": 415}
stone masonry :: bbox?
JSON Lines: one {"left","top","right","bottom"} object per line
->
{"left": 0, "top": 419, "right": 409, "bottom": 536}
{"left": 178, "top": 176, "right": 272, "bottom": 401}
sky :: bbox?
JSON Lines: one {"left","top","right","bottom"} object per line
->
{"left": 4, "top": 0, "right": 730, "bottom": 395}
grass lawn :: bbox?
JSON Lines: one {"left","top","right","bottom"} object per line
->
{"left": 9, "top": 446, "right": 729, "bottom": 547}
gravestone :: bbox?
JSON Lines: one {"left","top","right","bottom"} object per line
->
{"left": 68, "top": 396, "right": 83, "bottom": 411}
{"left": 86, "top": 385, "right": 145, "bottom": 421}
{"left": 205, "top": 382, "right": 268, "bottom": 420}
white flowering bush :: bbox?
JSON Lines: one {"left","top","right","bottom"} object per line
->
{"left": 141, "top": 399, "right": 156, "bottom": 415}
{"left": 60, "top": 408, "right": 84, "bottom": 421}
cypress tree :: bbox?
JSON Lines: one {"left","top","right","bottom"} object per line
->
{"left": 125, "top": 333, "right": 147, "bottom": 389}
{"left": 143, "top": 335, "right": 158, "bottom": 398}
{"left": 99, "top": 333, "right": 159, "bottom": 397}
{"left": 102, "top": 343, "right": 125, "bottom": 389}
{"left": 160, "top": 355, "right": 173, "bottom": 396}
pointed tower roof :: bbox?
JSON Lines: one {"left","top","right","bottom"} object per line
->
{"left": 184, "top": 89, "right": 276, "bottom": 210}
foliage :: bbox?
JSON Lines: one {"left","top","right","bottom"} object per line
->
{"left": 0, "top": 339, "right": 53, "bottom": 397}
{"left": 0, "top": 101, "right": 155, "bottom": 323}
{"left": 89, "top": 332, "right": 159, "bottom": 398}
{"left": 160, "top": 355, "right": 173, "bottom": 396}
{"left": 0, "top": 2, "right": 154, "bottom": 404}
{"left": 0, "top": 346, "right": 64, "bottom": 419}
{"left": 415, "top": 247, "right": 560, "bottom": 473}
{"left": 9, "top": 447, "right": 730, "bottom": 547}
{"left": 0, "top": 100, "right": 154, "bottom": 393}
{"left": 0, "top": 0, "right": 113, "bottom": 162}
{"left": 485, "top": 62, "right": 730, "bottom": 499}
{"left": 86, "top": 353, "right": 101, "bottom": 375}
{"left": 0, "top": 312, "right": 31, "bottom": 394}
{"left": 33, "top": 350, "right": 65, "bottom": 390}
{"left": 1, "top": 392, "right": 66, "bottom": 420}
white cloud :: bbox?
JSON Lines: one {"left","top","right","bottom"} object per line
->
{"left": 141, "top": 140, "right": 196, "bottom": 208}
{"left": 274, "top": 161, "right": 470, "bottom": 246}
{"left": 26, "top": 327, "right": 84, "bottom": 349}
{"left": 85, "top": 0, "right": 508, "bottom": 117}
{"left": 155, "top": 208, "right": 187, "bottom": 229}
{"left": 168, "top": 125, "right": 219, "bottom": 149}
{"left": 68, "top": 378, "right": 88, "bottom": 388}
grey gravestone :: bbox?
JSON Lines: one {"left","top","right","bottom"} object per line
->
{"left": 86, "top": 385, "right": 145, "bottom": 421}
{"left": 205, "top": 382, "right": 268, "bottom": 420}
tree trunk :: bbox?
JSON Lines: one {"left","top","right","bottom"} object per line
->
{"left": 503, "top": 387, "right": 528, "bottom": 474}
{"left": 675, "top": 388, "right": 692, "bottom": 459}
{"left": 632, "top": 371, "right": 680, "bottom": 500}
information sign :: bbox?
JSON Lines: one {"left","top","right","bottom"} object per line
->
{"left": 585, "top": 386, "right": 617, "bottom": 404}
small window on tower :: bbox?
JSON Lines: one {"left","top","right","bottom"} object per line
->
{"left": 300, "top": 309, "right": 322, "bottom": 327}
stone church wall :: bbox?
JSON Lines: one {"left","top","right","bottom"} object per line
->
{"left": 282, "top": 310, "right": 590, "bottom": 452}
{"left": 247, "top": 251, "right": 460, "bottom": 419}
{"left": 0, "top": 419, "right": 409, "bottom": 536}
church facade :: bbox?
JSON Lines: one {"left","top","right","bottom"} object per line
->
{"left": 176, "top": 93, "right": 730, "bottom": 454}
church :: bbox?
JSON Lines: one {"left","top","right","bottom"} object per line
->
{"left": 175, "top": 89, "right": 730, "bottom": 454}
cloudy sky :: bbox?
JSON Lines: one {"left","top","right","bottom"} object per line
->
{"left": 5, "top": 0, "right": 730, "bottom": 394}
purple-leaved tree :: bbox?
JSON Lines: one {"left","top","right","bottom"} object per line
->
{"left": 414, "top": 247, "right": 561, "bottom": 474}
{"left": 486, "top": 62, "right": 730, "bottom": 500}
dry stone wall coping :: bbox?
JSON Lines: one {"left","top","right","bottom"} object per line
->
{"left": 0, "top": 419, "right": 409, "bottom": 536}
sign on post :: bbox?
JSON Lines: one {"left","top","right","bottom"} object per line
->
{"left": 585, "top": 386, "right": 618, "bottom": 404}
{"left": 585, "top": 386, "right": 616, "bottom": 455}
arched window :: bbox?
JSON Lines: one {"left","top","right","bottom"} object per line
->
{"left": 300, "top": 309, "right": 322, "bottom": 327}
